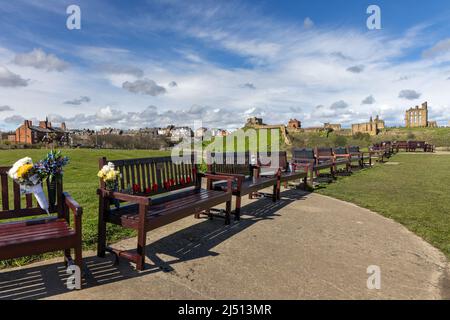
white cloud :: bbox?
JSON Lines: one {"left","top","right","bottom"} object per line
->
{"left": 303, "top": 17, "right": 314, "bottom": 29}
{"left": 398, "top": 89, "right": 421, "bottom": 100}
{"left": 0, "top": 66, "right": 29, "bottom": 87}
{"left": 362, "top": 95, "right": 376, "bottom": 104}
{"left": 0, "top": 105, "right": 13, "bottom": 112}
{"left": 422, "top": 38, "right": 450, "bottom": 60}
{"left": 99, "top": 64, "right": 144, "bottom": 78}
{"left": 13, "top": 48, "right": 69, "bottom": 72}
{"left": 346, "top": 65, "right": 365, "bottom": 73}
{"left": 330, "top": 100, "right": 349, "bottom": 110}
{"left": 122, "top": 79, "right": 167, "bottom": 96}
{"left": 64, "top": 96, "right": 91, "bottom": 105}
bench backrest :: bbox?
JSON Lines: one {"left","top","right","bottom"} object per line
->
{"left": 316, "top": 147, "right": 333, "bottom": 158}
{"left": 348, "top": 146, "right": 361, "bottom": 154}
{"left": 395, "top": 141, "right": 408, "bottom": 148}
{"left": 0, "top": 166, "right": 57, "bottom": 220}
{"left": 333, "top": 147, "right": 348, "bottom": 156}
{"left": 292, "top": 148, "right": 315, "bottom": 163}
{"left": 256, "top": 151, "right": 288, "bottom": 171}
{"left": 100, "top": 156, "right": 199, "bottom": 196}
{"left": 409, "top": 141, "right": 426, "bottom": 148}
{"left": 206, "top": 152, "right": 253, "bottom": 177}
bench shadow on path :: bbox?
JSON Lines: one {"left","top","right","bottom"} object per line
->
{"left": 0, "top": 188, "right": 309, "bottom": 300}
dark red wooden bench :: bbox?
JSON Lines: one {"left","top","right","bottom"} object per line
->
{"left": 0, "top": 167, "right": 82, "bottom": 276}
{"left": 369, "top": 144, "right": 388, "bottom": 162}
{"left": 408, "top": 140, "right": 434, "bottom": 152}
{"left": 206, "top": 152, "right": 279, "bottom": 220}
{"left": 316, "top": 147, "right": 350, "bottom": 175}
{"left": 347, "top": 146, "right": 372, "bottom": 167}
{"left": 97, "top": 156, "right": 233, "bottom": 271}
{"left": 291, "top": 148, "right": 335, "bottom": 185}
{"left": 256, "top": 151, "right": 308, "bottom": 199}
{"left": 394, "top": 141, "right": 408, "bottom": 152}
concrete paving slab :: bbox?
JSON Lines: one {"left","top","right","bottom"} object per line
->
{"left": 1, "top": 188, "right": 449, "bottom": 300}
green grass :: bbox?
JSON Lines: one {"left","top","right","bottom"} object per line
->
{"left": 317, "top": 153, "right": 450, "bottom": 259}
{"left": 0, "top": 149, "right": 168, "bottom": 268}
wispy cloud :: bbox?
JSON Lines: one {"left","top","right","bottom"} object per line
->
{"left": 64, "top": 96, "right": 91, "bottom": 106}
{"left": 0, "top": 66, "right": 28, "bottom": 87}
{"left": 13, "top": 48, "right": 69, "bottom": 72}
{"left": 362, "top": 95, "right": 376, "bottom": 104}
{"left": 398, "top": 89, "right": 421, "bottom": 100}
{"left": 0, "top": 105, "right": 13, "bottom": 112}
{"left": 122, "top": 79, "right": 167, "bottom": 96}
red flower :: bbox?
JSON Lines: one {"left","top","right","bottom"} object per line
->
{"left": 145, "top": 187, "right": 151, "bottom": 193}
{"left": 152, "top": 183, "right": 158, "bottom": 192}
{"left": 170, "top": 178, "right": 175, "bottom": 186}
{"left": 164, "top": 181, "right": 170, "bottom": 189}
{"left": 180, "top": 178, "right": 185, "bottom": 185}
{"left": 186, "top": 176, "right": 192, "bottom": 184}
{"left": 132, "top": 184, "right": 141, "bottom": 193}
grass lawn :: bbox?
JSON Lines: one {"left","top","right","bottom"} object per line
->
{"left": 0, "top": 149, "right": 168, "bottom": 267}
{"left": 317, "top": 153, "right": 450, "bottom": 259}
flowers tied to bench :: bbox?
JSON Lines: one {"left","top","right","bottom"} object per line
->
{"left": 97, "top": 162, "right": 121, "bottom": 208}
{"left": 97, "top": 162, "right": 121, "bottom": 191}
{"left": 8, "top": 157, "right": 49, "bottom": 213}
{"left": 8, "top": 152, "right": 70, "bottom": 214}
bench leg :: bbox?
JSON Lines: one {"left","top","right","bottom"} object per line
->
{"left": 136, "top": 229, "right": 147, "bottom": 271}
{"left": 234, "top": 196, "right": 241, "bottom": 221}
{"left": 75, "top": 244, "right": 82, "bottom": 274}
{"left": 273, "top": 183, "right": 278, "bottom": 202}
{"left": 97, "top": 198, "right": 107, "bottom": 258}
{"left": 64, "top": 249, "right": 71, "bottom": 267}
{"left": 225, "top": 200, "right": 231, "bottom": 225}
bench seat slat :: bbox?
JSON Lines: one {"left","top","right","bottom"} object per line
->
{"left": 0, "top": 219, "right": 75, "bottom": 247}
{"left": 107, "top": 188, "right": 230, "bottom": 230}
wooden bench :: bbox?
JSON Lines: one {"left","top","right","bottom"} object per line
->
{"left": 394, "top": 141, "right": 408, "bottom": 152}
{"left": 256, "top": 151, "right": 308, "bottom": 199}
{"left": 206, "top": 152, "right": 279, "bottom": 220}
{"left": 408, "top": 140, "right": 434, "bottom": 152}
{"left": 97, "top": 156, "right": 233, "bottom": 271}
{"left": 317, "top": 147, "right": 350, "bottom": 174}
{"left": 369, "top": 144, "right": 387, "bottom": 162}
{"left": 347, "top": 146, "right": 372, "bottom": 167}
{"left": 333, "top": 147, "right": 361, "bottom": 172}
{"left": 0, "top": 167, "right": 83, "bottom": 275}
{"left": 291, "top": 148, "right": 336, "bottom": 185}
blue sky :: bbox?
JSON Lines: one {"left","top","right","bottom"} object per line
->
{"left": 1, "top": 0, "right": 450, "bottom": 131}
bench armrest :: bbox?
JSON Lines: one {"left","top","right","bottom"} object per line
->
{"left": 62, "top": 192, "right": 83, "bottom": 236}
{"left": 291, "top": 162, "right": 310, "bottom": 172}
{"left": 63, "top": 192, "right": 82, "bottom": 217}
{"left": 203, "top": 173, "right": 236, "bottom": 193}
{"left": 335, "top": 154, "right": 351, "bottom": 158}
{"left": 97, "top": 188, "right": 151, "bottom": 205}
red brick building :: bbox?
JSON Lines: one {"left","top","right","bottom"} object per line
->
{"left": 12, "top": 118, "right": 68, "bottom": 145}
{"left": 287, "top": 118, "right": 301, "bottom": 130}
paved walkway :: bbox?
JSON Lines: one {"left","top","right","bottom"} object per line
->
{"left": 1, "top": 188, "right": 449, "bottom": 300}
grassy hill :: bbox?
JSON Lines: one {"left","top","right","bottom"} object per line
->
{"left": 287, "top": 127, "right": 450, "bottom": 151}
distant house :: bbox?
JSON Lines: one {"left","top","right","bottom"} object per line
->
{"left": 195, "top": 127, "right": 208, "bottom": 138}
{"left": 171, "top": 126, "right": 193, "bottom": 140}
{"left": 11, "top": 118, "right": 69, "bottom": 145}
{"left": 98, "top": 127, "right": 123, "bottom": 135}
{"left": 287, "top": 119, "right": 301, "bottom": 130}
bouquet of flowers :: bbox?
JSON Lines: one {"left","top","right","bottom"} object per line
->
{"left": 34, "top": 150, "right": 69, "bottom": 182}
{"left": 34, "top": 150, "right": 69, "bottom": 210}
{"left": 8, "top": 157, "right": 49, "bottom": 213}
{"left": 97, "top": 162, "right": 121, "bottom": 191}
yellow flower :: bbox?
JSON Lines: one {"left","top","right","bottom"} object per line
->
{"left": 17, "top": 164, "right": 33, "bottom": 179}
{"left": 105, "top": 170, "right": 117, "bottom": 181}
